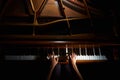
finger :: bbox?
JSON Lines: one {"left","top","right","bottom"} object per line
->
{"left": 56, "top": 57, "right": 59, "bottom": 62}
{"left": 72, "top": 53, "right": 76, "bottom": 57}
{"left": 70, "top": 55, "right": 72, "bottom": 59}
{"left": 72, "top": 52, "right": 75, "bottom": 55}
{"left": 71, "top": 53, "right": 74, "bottom": 57}
{"left": 52, "top": 51, "right": 55, "bottom": 55}
{"left": 53, "top": 55, "right": 54, "bottom": 59}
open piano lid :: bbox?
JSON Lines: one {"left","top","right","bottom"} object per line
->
{"left": 0, "top": 0, "right": 119, "bottom": 36}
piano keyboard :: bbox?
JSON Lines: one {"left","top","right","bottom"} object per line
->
{"left": 46, "top": 45, "right": 108, "bottom": 61}
{"left": 5, "top": 55, "right": 107, "bottom": 60}
{"left": 3, "top": 44, "right": 110, "bottom": 63}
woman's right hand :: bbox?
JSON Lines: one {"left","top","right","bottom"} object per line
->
{"left": 70, "top": 53, "right": 77, "bottom": 65}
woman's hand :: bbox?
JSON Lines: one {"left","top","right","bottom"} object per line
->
{"left": 48, "top": 52, "right": 59, "bottom": 68}
{"left": 47, "top": 53, "right": 59, "bottom": 80}
{"left": 70, "top": 53, "right": 77, "bottom": 65}
{"left": 50, "top": 55, "right": 59, "bottom": 68}
{"left": 70, "top": 53, "right": 84, "bottom": 80}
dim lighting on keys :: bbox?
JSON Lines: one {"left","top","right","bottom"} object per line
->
{"left": 76, "top": 55, "right": 107, "bottom": 60}
{"left": 46, "top": 55, "right": 60, "bottom": 60}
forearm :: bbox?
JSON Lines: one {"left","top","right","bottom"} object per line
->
{"left": 72, "top": 63, "right": 84, "bottom": 80}
{"left": 47, "top": 65, "right": 56, "bottom": 80}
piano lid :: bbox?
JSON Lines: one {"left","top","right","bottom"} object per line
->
{"left": 0, "top": 0, "right": 119, "bottom": 38}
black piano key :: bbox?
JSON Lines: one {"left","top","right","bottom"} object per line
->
{"left": 59, "top": 48, "right": 66, "bottom": 56}
{"left": 68, "top": 48, "right": 72, "bottom": 54}
{"left": 47, "top": 48, "right": 53, "bottom": 54}
{"left": 87, "top": 48, "right": 93, "bottom": 55}
{"left": 73, "top": 48, "right": 79, "bottom": 55}
{"left": 94, "top": 47, "right": 100, "bottom": 55}
{"left": 81, "top": 48, "right": 85, "bottom": 55}
{"left": 53, "top": 48, "right": 59, "bottom": 55}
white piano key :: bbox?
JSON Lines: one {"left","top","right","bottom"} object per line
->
{"left": 66, "top": 44, "right": 68, "bottom": 53}
{"left": 76, "top": 55, "right": 82, "bottom": 60}
{"left": 95, "top": 55, "right": 101, "bottom": 60}
{"left": 99, "top": 55, "right": 107, "bottom": 60}
{"left": 5, "top": 55, "right": 37, "bottom": 60}
{"left": 76, "top": 55, "right": 107, "bottom": 60}
{"left": 83, "top": 56, "right": 86, "bottom": 60}
{"left": 99, "top": 55, "right": 102, "bottom": 60}
{"left": 47, "top": 55, "right": 59, "bottom": 60}
{"left": 89, "top": 55, "right": 95, "bottom": 60}
{"left": 85, "top": 55, "right": 89, "bottom": 60}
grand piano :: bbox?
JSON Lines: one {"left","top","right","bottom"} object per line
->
{"left": 0, "top": 0, "right": 120, "bottom": 80}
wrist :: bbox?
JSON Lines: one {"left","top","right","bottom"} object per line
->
{"left": 71, "top": 62, "right": 76, "bottom": 67}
